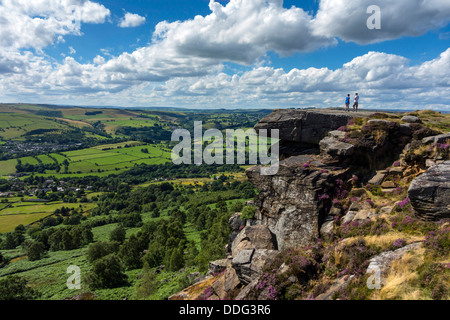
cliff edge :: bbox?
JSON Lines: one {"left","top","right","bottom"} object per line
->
{"left": 171, "top": 109, "right": 450, "bottom": 301}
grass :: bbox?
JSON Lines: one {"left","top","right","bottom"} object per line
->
{"left": 371, "top": 248, "right": 427, "bottom": 300}
{"left": 1, "top": 202, "right": 95, "bottom": 216}
{"left": 36, "top": 154, "right": 57, "bottom": 165}
{"left": 0, "top": 201, "right": 96, "bottom": 233}
{"left": 362, "top": 232, "right": 425, "bottom": 251}
{"left": 0, "top": 159, "right": 18, "bottom": 176}
{"left": 0, "top": 247, "right": 91, "bottom": 300}
{"left": 20, "top": 156, "right": 40, "bottom": 166}
{"left": 0, "top": 142, "right": 172, "bottom": 177}
{"left": 0, "top": 112, "right": 68, "bottom": 140}
{"left": 0, "top": 213, "right": 53, "bottom": 233}
{"left": 184, "top": 223, "right": 201, "bottom": 250}
{"left": 0, "top": 208, "right": 202, "bottom": 300}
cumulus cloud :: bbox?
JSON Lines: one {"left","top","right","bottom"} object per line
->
{"left": 119, "top": 12, "right": 146, "bottom": 28}
{"left": 69, "top": 0, "right": 333, "bottom": 89}
{"left": 152, "top": 0, "right": 334, "bottom": 65}
{"left": 0, "top": 0, "right": 110, "bottom": 50}
{"left": 0, "top": 0, "right": 449, "bottom": 110}
{"left": 313, "top": 0, "right": 450, "bottom": 44}
{"left": 151, "top": 48, "right": 450, "bottom": 110}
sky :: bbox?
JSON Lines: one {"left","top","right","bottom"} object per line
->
{"left": 0, "top": 0, "right": 449, "bottom": 111}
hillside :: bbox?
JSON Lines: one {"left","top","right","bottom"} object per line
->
{"left": 0, "top": 106, "right": 448, "bottom": 301}
{"left": 0, "top": 104, "right": 270, "bottom": 300}
{"left": 171, "top": 109, "right": 450, "bottom": 301}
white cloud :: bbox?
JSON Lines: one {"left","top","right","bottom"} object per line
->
{"left": 69, "top": 46, "right": 76, "bottom": 55}
{"left": 313, "top": 0, "right": 450, "bottom": 44}
{"left": 149, "top": 48, "right": 450, "bottom": 110}
{"left": 93, "top": 55, "right": 105, "bottom": 65}
{"left": 119, "top": 12, "right": 146, "bottom": 28}
{"left": 0, "top": 0, "right": 110, "bottom": 50}
{"left": 0, "top": 0, "right": 449, "bottom": 111}
{"left": 151, "top": 0, "right": 334, "bottom": 65}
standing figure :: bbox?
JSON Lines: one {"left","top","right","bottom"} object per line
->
{"left": 353, "top": 93, "right": 359, "bottom": 112}
{"left": 345, "top": 94, "right": 350, "bottom": 112}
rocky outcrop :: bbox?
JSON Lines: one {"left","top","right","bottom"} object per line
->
{"left": 231, "top": 225, "right": 277, "bottom": 256}
{"left": 254, "top": 109, "right": 359, "bottom": 146}
{"left": 207, "top": 259, "right": 229, "bottom": 277}
{"left": 408, "top": 161, "right": 450, "bottom": 220}
{"left": 320, "top": 136, "right": 355, "bottom": 158}
{"left": 175, "top": 110, "right": 448, "bottom": 301}
{"left": 246, "top": 155, "right": 348, "bottom": 250}
{"left": 227, "top": 212, "right": 246, "bottom": 253}
{"left": 401, "top": 116, "right": 422, "bottom": 124}
{"left": 342, "top": 201, "right": 377, "bottom": 224}
{"left": 232, "top": 249, "right": 279, "bottom": 285}
{"left": 422, "top": 132, "right": 450, "bottom": 145}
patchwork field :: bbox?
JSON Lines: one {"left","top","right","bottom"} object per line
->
{"left": 0, "top": 141, "right": 172, "bottom": 178}
{"left": 0, "top": 112, "right": 68, "bottom": 140}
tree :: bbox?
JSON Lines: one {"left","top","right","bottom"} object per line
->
{"left": 61, "top": 230, "right": 74, "bottom": 251}
{"left": 26, "top": 241, "right": 46, "bottom": 261}
{"left": 168, "top": 246, "right": 184, "bottom": 272}
{"left": 136, "top": 264, "right": 158, "bottom": 299}
{"left": 87, "top": 254, "right": 128, "bottom": 290}
{"left": 110, "top": 225, "right": 126, "bottom": 243}
{"left": 0, "top": 276, "right": 40, "bottom": 300}
{"left": 15, "top": 224, "right": 26, "bottom": 234}
{"left": 86, "top": 241, "right": 120, "bottom": 263}
{"left": 118, "top": 235, "right": 143, "bottom": 270}
{"left": 142, "top": 242, "right": 165, "bottom": 268}
{"left": 2, "top": 233, "right": 17, "bottom": 250}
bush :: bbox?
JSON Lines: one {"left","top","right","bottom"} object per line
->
{"left": 423, "top": 227, "right": 450, "bottom": 258}
{"left": 118, "top": 212, "right": 143, "bottom": 228}
{"left": 241, "top": 205, "right": 257, "bottom": 220}
{"left": 87, "top": 254, "right": 128, "bottom": 290}
{"left": 417, "top": 262, "right": 450, "bottom": 300}
{"left": 339, "top": 218, "right": 390, "bottom": 238}
{"left": 0, "top": 276, "right": 40, "bottom": 300}
{"left": 323, "top": 238, "right": 379, "bottom": 278}
{"left": 110, "top": 225, "right": 126, "bottom": 243}
{"left": 409, "top": 124, "right": 439, "bottom": 140}
{"left": 25, "top": 241, "right": 46, "bottom": 261}
{"left": 118, "top": 235, "right": 145, "bottom": 270}
{"left": 245, "top": 246, "right": 322, "bottom": 300}
{"left": 86, "top": 241, "right": 120, "bottom": 263}
{"left": 391, "top": 213, "right": 438, "bottom": 236}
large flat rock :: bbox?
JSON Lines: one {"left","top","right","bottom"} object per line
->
{"left": 254, "top": 109, "right": 368, "bottom": 145}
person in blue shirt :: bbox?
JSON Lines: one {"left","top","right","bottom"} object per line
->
{"left": 345, "top": 94, "right": 350, "bottom": 112}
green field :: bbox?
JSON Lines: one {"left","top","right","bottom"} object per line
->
{"left": 0, "top": 141, "right": 172, "bottom": 178}
{"left": 36, "top": 155, "right": 57, "bottom": 165}
{"left": 0, "top": 201, "right": 97, "bottom": 233}
{"left": 0, "top": 112, "right": 68, "bottom": 140}
{"left": 0, "top": 159, "right": 18, "bottom": 176}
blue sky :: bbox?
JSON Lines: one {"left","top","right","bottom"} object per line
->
{"left": 0, "top": 0, "right": 449, "bottom": 110}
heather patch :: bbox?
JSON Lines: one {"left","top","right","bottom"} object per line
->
{"left": 422, "top": 227, "right": 450, "bottom": 258}
{"left": 323, "top": 238, "right": 379, "bottom": 278}
{"left": 390, "top": 212, "right": 438, "bottom": 236}
{"left": 417, "top": 262, "right": 450, "bottom": 300}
